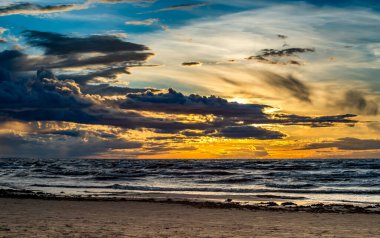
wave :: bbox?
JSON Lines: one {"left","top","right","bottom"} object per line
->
{"left": 1, "top": 158, "right": 379, "bottom": 204}
{"left": 29, "top": 183, "right": 380, "bottom": 195}
{"left": 265, "top": 183, "right": 317, "bottom": 189}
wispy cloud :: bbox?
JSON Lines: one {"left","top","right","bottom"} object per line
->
{"left": 0, "top": 0, "right": 155, "bottom": 16}
{"left": 154, "top": 3, "right": 207, "bottom": 12}
{"left": 125, "top": 18, "right": 159, "bottom": 25}
{"left": 132, "top": 3, "right": 380, "bottom": 116}
{"left": 337, "top": 90, "right": 378, "bottom": 116}
{"left": 0, "top": 2, "right": 90, "bottom": 16}
{"left": 303, "top": 138, "right": 380, "bottom": 151}
{"left": 182, "top": 61, "right": 202, "bottom": 66}
{"left": 0, "top": 27, "right": 7, "bottom": 35}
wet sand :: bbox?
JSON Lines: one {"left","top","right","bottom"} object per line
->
{"left": 0, "top": 198, "right": 379, "bottom": 238}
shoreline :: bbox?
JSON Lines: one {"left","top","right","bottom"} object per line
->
{"left": 1, "top": 189, "right": 379, "bottom": 214}
{"left": 1, "top": 197, "right": 379, "bottom": 237}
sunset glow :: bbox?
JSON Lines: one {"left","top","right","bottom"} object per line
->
{"left": 1, "top": 0, "right": 380, "bottom": 159}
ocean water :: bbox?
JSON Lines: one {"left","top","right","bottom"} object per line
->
{"left": 0, "top": 158, "right": 379, "bottom": 205}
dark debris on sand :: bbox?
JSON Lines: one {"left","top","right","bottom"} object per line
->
{"left": 1, "top": 189, "right": 379, "bottom": 214}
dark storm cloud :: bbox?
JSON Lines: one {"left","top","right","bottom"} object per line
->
{"left": 57, "top": 66, "right": 131, "bottom": 85}
{"left": 47, "top": 51, "right": 150, "bottom": 71}
{"left": 0, "top": 63, "right": 358, "bottom": 138}
{"left": 154, "top": 3, "right": 207, "bottom": 12}
{"left": 338, "top": 90, "right": 378, "bottom": 116}
{"left": 38, "top": 128, "right": 120, "bottom": 139}
{"left": 121, "top": 88, "right": 268, "bottom": 118}
{"left": 0, "top": 69, "right": 207, "bottom": 132}
{"left": 41, "top": 130, "right": 82, "bottom": 137}
{"left": 24, "top": 31, "right": 149, "bottom": 55}
{"left": 0, "top": 50, "right": 24, "bottom": 70}
{"left": 58, "top": 63, "right": 159, "bottom": 85}
{"left": 0, "top": 69, "right": 90, "bottom": 109}
{"left": 0, "top": 30, "right": 215, "bottom": 134}
{"left": 180, "top": 130, "right": 205, "bottom": 137}
{"left": 0, "top": 28, "right": 359, "bottom": 142}
{"left": 120, "top": 88, "right": 357, "bottom": 127}
{"left": 1, "top": 101, "right": 205, "bottom": 133}
{"left": 303, "top": 137, "right": 380, "bottom": 150}
{"left": 262, "top": 73, "right": 312, "bottom": 103}
{"left": 82, "top": 84, "right": 158, "bottom": 96}
{"left": 1, "top": 49, "right": 151, "bottom": 72}
{"left": 0, "top": 31, "right": 153, "bottom": 85}
{"left": 273, "top": 113, "right": 357, "bottom": 127}
{"left": 0, "top": 132, "right": 142, "bottom": 158}
{"left": 217, "top": 126, "right": 285, "bottom": 139}
{"left": 215, "top": 112, "right": 357, "bottom": 129}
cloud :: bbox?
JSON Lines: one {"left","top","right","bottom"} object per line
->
{"left": 0, "top": 2, "right": 89, "bottom": 16}
{"left": 249, "top": 55, "right": 302, "bottom": 65}
{"left": 125, "top": 18, "right": 159, "bottom": 25}
{"left": 0, "top": 50, "right": 153, "bottom": 78}
{"left": 1, "top": 31, "right": 153, "bottom": 85}
{"left": 252, "top": 146, "right": 269, "bottom": 157}
{"left": 337, "top": 90, "right": 378, "bottom": 116}
{"left": 0, "top": 67, "right": 360, "bottom": 159}
{"left": 217, "top": 126, "right": 285, "bottom": 139}
{"left": 0, "top": 23, "right": 361, "bottom": 146}
{"left": 0, "top": 131, "right": 142, "bottom": 158}
{"left": 182, "top": 61, "right": 202, "bottom": 67}
{"left": 272, "top": 113, "right": 357, "bottom": 127}
{"left": 120, "top": 88, "right": 356, "bottom": 127}
{"left": 1, "top": 1, "right": 378, "bottom": 158}
{"left": 24, "top": 30, "right": 149, "bottom": 55}
{"left": 82, "top": 84, "right": 158, "bottom": 96}
{"left": 40, "top": 130, "right": 82, "bottom": 137}
{"left": 153, "top": 3, "right": 207, "bottom": 12}
{"left": 303, "top": 137, "right": 380, "bottom": 150}
{"left": 125, "top": 18, "right": 170, "bottom": 31}
{"left": 57, "top": 66, "right": 131, "bottom": 85}
{"left": 131, "top": 3, "right": 380, "bottom": 119}
{"left": 120, "top": 88, "right": 268, "bottom": 117}
{"left": 218, "top": 77, "right": 243, "bottom": 86}
{"left": 0, "top": 65, "right": 356, "bottom": 140}
{"left": 261, "top": 73, "right": 312, "bottom": 103}
{"left": 0, "top": 68, "right": 205, "bottom": 133}
{"left": 247, "top": 47, "right": 315, "bottom": 66}
{"left": 0, "top": 68, "right": 90, "bottom": 110}
{"left": 0, "top": 1, "right": 155, "bottom": 16}
{"left": 257, "top": 48, "right": 315, "bottom": 58}
{"left": 277, "top": 34, "right": 288, "bottom": 39}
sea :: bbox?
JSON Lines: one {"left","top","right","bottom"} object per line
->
{"left": 0, "top": 158, "right": 379, "bottom": 205}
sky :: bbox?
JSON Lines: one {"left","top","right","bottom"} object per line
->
{"left": 0, "top": 0, "right": 380, "bottom": 159}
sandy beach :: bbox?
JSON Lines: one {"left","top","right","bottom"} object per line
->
{"left": 0, "top": 198, "right": 379, "bottom": 238}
